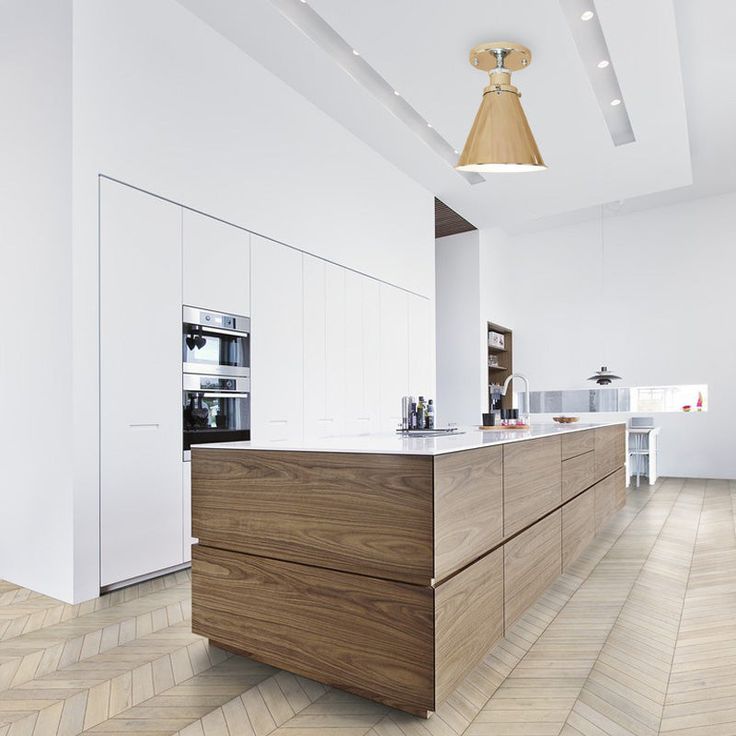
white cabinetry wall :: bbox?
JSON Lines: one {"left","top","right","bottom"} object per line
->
{"left": 250, "top": 234, "right": 304, "bottom": 443}
{"left": 182, "top": 209, "right": 250, "bottom": 316}
{"left": 100, "top": 180, "right": 183, "bottom": 587}
{"left": 100, "top": 185, "right": 434, "bottom": 586}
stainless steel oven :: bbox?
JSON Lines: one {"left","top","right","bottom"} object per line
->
{"left": 182, "top": 306, "right": 251, "bottom": 460}
{"left": 182, "top": 305, "right": 250, "bottom": 377}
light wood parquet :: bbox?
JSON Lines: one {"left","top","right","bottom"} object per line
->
{"left": 1, "top": 477, "right": 734, "bottom": 736}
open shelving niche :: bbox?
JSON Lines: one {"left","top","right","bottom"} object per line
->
{"left": 487, "top": 321, "right": 513, "bottom": 412}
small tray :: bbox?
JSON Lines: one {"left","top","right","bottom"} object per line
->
{"left": 479, "top": 424, "right": 530, "bottom": 430}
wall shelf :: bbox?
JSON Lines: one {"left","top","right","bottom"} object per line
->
{"left": 487, "top": 321, "right": 513, "bottom": 412}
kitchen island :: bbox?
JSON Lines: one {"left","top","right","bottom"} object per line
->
{"left": 191, "top": 423, "right": 626, "bottom": 716}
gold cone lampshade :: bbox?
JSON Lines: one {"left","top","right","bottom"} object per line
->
{"left": 456, "top": 42, "right": 546, "bottom": 173}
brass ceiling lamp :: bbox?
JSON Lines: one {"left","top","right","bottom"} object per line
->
{"left": 456, "top": 42, "right": 546, "bottom": 173}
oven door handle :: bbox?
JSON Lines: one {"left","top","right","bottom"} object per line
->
{"left": 200, "top": 392, "right": 250, "bottom": 399}
{"left": 192, "top": 325, "right": 249, "bottom": 338}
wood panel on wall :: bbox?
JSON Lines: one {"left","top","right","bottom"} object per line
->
{"left": 504, "top": 511, "right": 562, "bottom": 630}
{"left": 433, "top": 446, "right": 503, "bottom": 581}
{"left": 192, "top": 448, "right": 434, "bottom": 585}
{"left": 434, "top": 549, "right": 503, "bottom": 705}
{"left": 562, "top": 488, "right": 595, "bottom": 570}
{"left": 561, "top": 450, "right": 595, "bottom": 502}
{"left": 594, "top": 424, "right": 626, "bottom": 482}
{"left": 503, "top": 437, "right": 562, "bottom": 536}
{"left": 192, "top": 545, "right": 435, "bottom": 716}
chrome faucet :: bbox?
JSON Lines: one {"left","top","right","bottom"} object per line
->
{"left": 501, "top": 373, "right": 531, "bottom": 424}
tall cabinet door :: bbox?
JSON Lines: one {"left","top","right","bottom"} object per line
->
{"left": 182, "top": 210, "right": 250, "bottom": 316}
{"left": 379, "top": 284, "right": 409, "bottom": 431}
{"left": 100, "top": 180, "right": 183, "bottom": 587}
{"left": 344, "top": 272, "right": 380, "bottom": 435}
{"left": 303, "top": 256, "right": 346, "bottom": 439}
{"left": 250, "top": 235, "right": 303, "bottom": 443}
{"left": 408, "top": 295, "right": 435, "bottom": 401}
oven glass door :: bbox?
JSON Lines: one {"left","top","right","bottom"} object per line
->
{"left": 183, "top": 391, "right": 250, "bottom": 451}
{"left": 182, "top": 327, "right": 250, "bottom": 374}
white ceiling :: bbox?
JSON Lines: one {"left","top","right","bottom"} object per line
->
{"left": 176, "top": 0, "right": 733, "bottom": 231}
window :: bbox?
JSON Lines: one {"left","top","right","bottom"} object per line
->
{"left": 630, "top": 384, "right": 707, "bottom": 413}
{"left": 526, "top": 384, "right": 708, "bottom": 414}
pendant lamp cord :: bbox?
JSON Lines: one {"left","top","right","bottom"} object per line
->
{"left": 600, "top": 203, "right": 606, "bottom": 367}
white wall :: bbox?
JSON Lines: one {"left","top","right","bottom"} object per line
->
{"left": 0, "top": 1, "right": 74, "bottom": 600}
{"left": 435, "top": 231, "right": 484, "bottom": 426}
{"left": 66, "top": 0, "right": 434, "bottom": 602}
{"left": 480, "top": 192, "right": 736, "bottom": 479}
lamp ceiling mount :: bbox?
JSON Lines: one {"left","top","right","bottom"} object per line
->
{"left": 469, "top": 42, "right": 532, "bottom": 73}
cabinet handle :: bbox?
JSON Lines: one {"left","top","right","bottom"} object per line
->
{"left": 357, "top": 416, "right": 370, "bottom": 420}
{"left": 268, "top": 419, "right": 288, "bottom": 424}
{"left": 129, "top": 423, "right": 159, "bottom": 430}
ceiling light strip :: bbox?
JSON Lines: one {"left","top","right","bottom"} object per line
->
{"left": 268, "top": 0, "right": 484, "bottom": 184}
{"left": 559, "top": 0, "right": 635, "bottom": 146}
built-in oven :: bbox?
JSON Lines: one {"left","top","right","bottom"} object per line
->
{"left": 182, "top": 305, "right": 250, "bottom": 377}
{"left": 182, "top": 373, "right": 250, "bottom": 460}
{"left": 182, "top": 306, "right": 251, "bottom": 460}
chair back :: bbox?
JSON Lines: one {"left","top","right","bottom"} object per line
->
{"left": 630, "top": 416, "right": 654, "bottom": 429}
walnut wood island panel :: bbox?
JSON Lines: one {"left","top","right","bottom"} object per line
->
{"left": 191, "top": 423, "right": 626, "bottom": 717}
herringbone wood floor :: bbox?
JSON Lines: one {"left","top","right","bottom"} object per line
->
{"left": 0, "top": 477, "right": 732, "bottom": 736}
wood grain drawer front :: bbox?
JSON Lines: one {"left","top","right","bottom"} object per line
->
{"left": 192, "top": 546, "right": 435, "bottom": 716}
{"left": 504, "top": 511, "right": 562, "bottom": 630}
{"left": 503, "top": 437, "right": 562, "bottom": 537}
{"left": 434, "top": 446, "right": 503, "bottom": 581}
{"left": 562, "top": 489, "right": 595, "bottom": 571}
{"left": 561, "top": 429, "right": 595, "bottom": 461}
{"left": 192, "top": 449, "right": 434, "bottom": 585}
{"left": 594, "top": 467, "right": 625, "bottom": 533}
{"left": 434, "top": 548, "right": 503, "bottom": 705}
{"left": 594, "top": 424, "right": 625, "bottom": 482}
{"left": 561, "top": 451, "right": 595, "bottom": 503}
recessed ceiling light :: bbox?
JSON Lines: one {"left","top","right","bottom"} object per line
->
{"left": 352, "top": 49, "right": 360, "bottom": 56}
{"left": 427, "top": 123, "right": 433, "bottom": 129}
{"left": 610, "top": 98, "right": 622, "bottom": 106}
{"left": 597, "top": 59, "right": 610, "bottom": 69}
{"left": 454, "top": 149, "right": 459, "bottom": 154}
{"left": 393, "top": 90, "right": 400, "bottom": 96}
{"left": 580, "top": 10, "right": 594, "bottom": 20}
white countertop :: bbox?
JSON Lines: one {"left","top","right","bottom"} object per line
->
{"left": 192, "top": 422, "right": 625, "bottom": 457}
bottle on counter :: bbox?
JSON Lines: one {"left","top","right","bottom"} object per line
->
{"left": 410, "top": 401, "right": 418, "bottom": 429}
{"left": 426, "top": 399, "right": 435, "bottom": 429}
{"left": 416, "top": 396, "right": 426, "bottom": 430}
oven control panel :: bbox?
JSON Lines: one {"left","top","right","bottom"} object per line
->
{"left": 201, "top": 311, "right": 235, "bottom": 330}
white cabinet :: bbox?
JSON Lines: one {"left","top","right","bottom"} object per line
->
{"left": 250, "top": 235, "right": 303, "bottom": 443}
{"left": 344, "top": 272, "right": 380, "bottom": 435}
{"left": 183, "top": 209, "right": 250, "bottom": 316}
{"left": 408, "top": 294, "right": 435, "bottom": 401}
{"left": 303, "top": 255, "right": 346, "bottom": 439}
{"left": 100, "top": 180, "right": 183, "bottom": 587}
{"left": 379, "top": 284, "right": 409, "bottom": 430}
